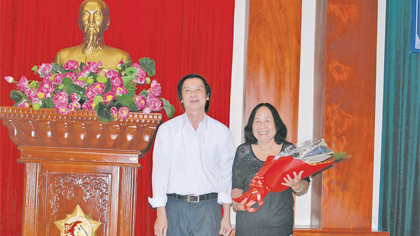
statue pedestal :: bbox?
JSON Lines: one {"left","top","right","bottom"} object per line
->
{"left": 0, "top": 106, "right": 161, "bottom": 236}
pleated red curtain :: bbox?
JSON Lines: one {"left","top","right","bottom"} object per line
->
{"left": 0, "top": 0, "right": 235, "bottom": 235}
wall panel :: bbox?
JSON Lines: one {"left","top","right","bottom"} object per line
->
{"left": 245, "top": 0, "right": 302, "bottom": 142}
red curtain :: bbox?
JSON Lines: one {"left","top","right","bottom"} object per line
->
{"left": 0, "top": 0, "right": 235, "bottom": 235}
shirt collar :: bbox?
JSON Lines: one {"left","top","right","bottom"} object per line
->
{"left": 181, "top": 113, "right": 208, "bottom": 131}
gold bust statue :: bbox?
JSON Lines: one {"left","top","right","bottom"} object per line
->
{"left": 54, "top": 0, "right": 132, "bottom": 70}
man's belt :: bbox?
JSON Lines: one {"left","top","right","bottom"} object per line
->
{"left": 167, "top": 193, "right": 218, "bottom": 203}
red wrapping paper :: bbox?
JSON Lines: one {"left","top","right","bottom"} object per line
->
{"left": 233, "top": 155, "right": 336, "bottom": 212}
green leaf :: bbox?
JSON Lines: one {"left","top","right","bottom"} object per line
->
{"left": 139, "top": 89, "right": 148, "bottom": 98}
{"left": 79, "top": 62, "right": 87, "bottom": 71}
{"left": 65, "top": 84, "right": 85, "bottom": 95}
{"left": 128, "top": 101, "right": 138, "bottom": 111}
{"left": 161, "top": 98, "right": 175, "bottom": 118}
{"left": 122, "top": 76, "right": 135, "bottom": 84}
{"left": 120, "top": 61, "right": 132, "bottom": 71}
{"left": 97, "top": 75, "right": 108, "bottom": 83}
{"left": 31, "top": 66, "right": 38, "bottom": 72}
{"left": 51, "top": 63, "right": 65, "bottom": 74}
{"left": 124, "top": 67, "right": 138, "bottom": 76}
{"left": 28, "top": 80, "right": 39, "bottom": 89}
{"left": 164, "top": 104, "right": 175, "bottom": 118}
{"left": 139, "top": 57, "right": 156, "bottom": 77}
{"left": 332, "top": 151, "right": 351, "bottom": 162}
{"left": 119, "top": 93, "right": 135, "bottom": 106}
{"left": 62, "top": 77, "right": 74, "bottom": 85}
{"left": 94, "top": 102, "right": 115, "bottom": 122}
{"left": 89, "top": 72, "right": 98, "bottom": 80}
{"left": 10, "top": 90, "right": 24, "bottom": 103}
{"left": 42, "top": 97, "right": 54, "bottom": 108}
{"left": 94, "top": 95, "right": 104, "bottom": 105}
{"left": 104, "top": 79, "right": 112, "bottom": 92}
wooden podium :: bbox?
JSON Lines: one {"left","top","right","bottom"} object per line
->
{"left": 0, "top": 106, "right": 162, "bottom": 236}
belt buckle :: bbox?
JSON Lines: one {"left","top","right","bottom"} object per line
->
{"left": 187, "top": 195, "right": 199, "bottom": 203}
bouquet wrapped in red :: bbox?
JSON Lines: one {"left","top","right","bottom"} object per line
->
{"left": 233, "top": 139, "right": 349, "bottom": 212}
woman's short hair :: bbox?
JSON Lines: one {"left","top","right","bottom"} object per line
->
{"left": 177, "top": 73, "right": 211, "bottom": 113}
{"left": 244, "top": 103, "right": 287, "bottom": 144}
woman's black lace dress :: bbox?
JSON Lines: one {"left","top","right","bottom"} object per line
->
{"left": 232, "top": 142, "right": 309, "bottom": 236}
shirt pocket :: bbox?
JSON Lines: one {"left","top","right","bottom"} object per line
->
{"left": 201, "top": 144, "right": 220, "bottom": 168}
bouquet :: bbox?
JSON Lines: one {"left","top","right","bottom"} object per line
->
{"left": 233, "top": 139, "right": 349, "bottom": 212}
{"left": 4, "top": 58, "right": 175, "bottom": 122}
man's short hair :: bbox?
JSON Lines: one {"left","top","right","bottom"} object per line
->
{"left": 177, "top": 73, "right": 211, "bottom": 113}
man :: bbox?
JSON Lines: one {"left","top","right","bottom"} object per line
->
{"left": 148, "top": 74, "right": 235, "bottom": 236}
{"left": 54, "top": 0, "right": 131, "bottom": 70}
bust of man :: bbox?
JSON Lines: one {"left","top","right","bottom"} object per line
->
{"left": 54, "top": 0, "right": 132, "bottom": 70}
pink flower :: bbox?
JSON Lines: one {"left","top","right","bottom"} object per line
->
{"left": 117, "top": 60, "right": 123, "bottom": 69}
{"left": 148, "top": 96, "right": 162, "bottom": 111}
{"left": 17, "top": 101, "right": 30, "bottom": 108}
{"left": 53, "top": 74, "right": 65, "bottom": 85}
{"left": 64, "top": 72, "right": 77, "bottom": 81}
{"left": 103, "top": 91, "right": 115, "bottom": 104}
{"left": 112, "top": 86, "right": 128, "bottom": 96}
{"left": 43, "top": 74, "right": 52, "bottom": 82}
{"left": 31, "top": 98, "right": 42, "bottom": 107}
{"left": 78, "top": 66, "right": 89, "bottom": 77}
{"left": 133, "top": 63, "right": 147, "bottom": 77}
{"left": 53, "top": 91, "right": 69, "bottom": 106}
{"left": 64, "top": 60, "right": 79, "bottom": 70}
{"left": 134, "top": 76, "right": 147, "bottom": 85}
{"left": 18, "top": 76, "right": 29, "bottom": 92}
{"left": 68, "top": 101, "right": 81, "bottom": 111}
{"left": 110, "top": 107, "right": 118, "bottom": 115}
{"left": 73, "top": 79, "right": 87, "bottom": 88}
{"left": 25, "top": 88, "right": 38, "bottom": 100}
{"left": 37, "top": 90, "right": 48, "bottom": 99}
{"left": 118, "top": 106, "right": 130, "bottom": 119}
{"left": 37, "top": 63, "right": 52, "bottom": 76}
{"left": 105, "top": 70, "right": 119, "bottom": 79}
{"left": 38, "top": 80, "right": 54, "bottom": 94}
{"left": 135, "top": 95, "right": 147, "bottom": 110}
{"left": 70, "top": 93, "right": 80, "bottom": 101}
{"left": 93, "top": 82, "right": 105, "bottom": 94}
{"left": 150, "top": 80, "right": 162, "bottom": 97}
{"left": 143, "top": 107, "right": 151, "bottom": 114}
{"left": 86, "top": 61, "right": 102, "bottom": 73}
{"left": 85, "top": 86, "right": 97, "bottom": 100}
{"left": 82, "top": 99, "right": 94, "bottom": 110}
{"left": 110, "top": 76, "right": 123, "bottom": 87}
{"left": 4, "top": 76, "right": 14, "bottom": 83}
{"left": 55, "top": 104, "right": 71, "bottom": 115}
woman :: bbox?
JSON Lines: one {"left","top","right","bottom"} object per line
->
{"left": 232, "top": 103, "right": 310, "bottom": 236}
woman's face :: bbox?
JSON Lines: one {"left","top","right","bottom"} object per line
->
{"left": 252, "top": 106, "right": 277, "bottom": 144}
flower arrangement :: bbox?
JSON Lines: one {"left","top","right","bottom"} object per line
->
{"left": 233, "top": 139, "right": 349, "bottom": 212}
{"left": 4, "top": 57, "right": 174, "bottom": 122}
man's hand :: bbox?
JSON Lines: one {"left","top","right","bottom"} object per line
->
{"left": 219, "top": 203, "right": 232, "bottom": 236}
{"left": 219, "top": 214, "right": 232, "bottom": 236}
{"left": 154, "top": 207, "right": 168, "bottom": 236}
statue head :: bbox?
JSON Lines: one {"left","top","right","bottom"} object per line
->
{"left": 78, "top": 0, "right": 110, "bottom": 39}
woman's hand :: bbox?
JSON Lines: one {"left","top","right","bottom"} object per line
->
{"left": 232, "top": 197, "right": 256, "bottom": 212}
{"left": 281, "top": 171, "right": 309, "bottom": 195}
{"left": 281, "top": 171, "right": 303, "bottom": 190}
{"left": 232, "top": 188, "right": 255, "bottom": 212}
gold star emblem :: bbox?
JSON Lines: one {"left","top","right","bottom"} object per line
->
{"left": 54, "top": 205, "right": 101, "bottom": 236}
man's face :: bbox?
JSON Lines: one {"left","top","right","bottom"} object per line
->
{"left": 181, "top": 78, "right": 208, "bottom": 113}
{"left": 79, "top": 0, "right": 109, "bottom": 37}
